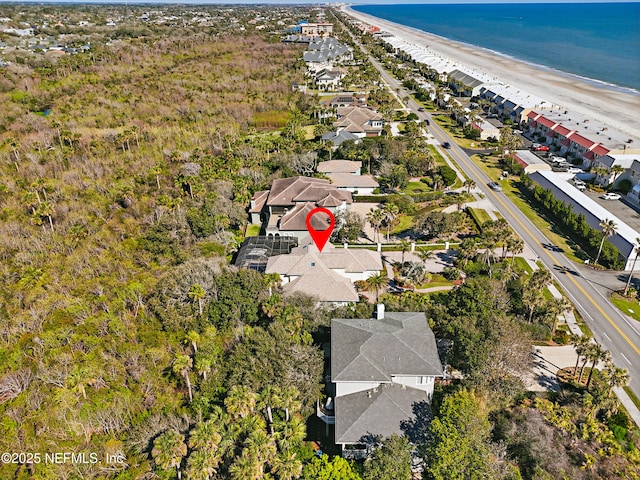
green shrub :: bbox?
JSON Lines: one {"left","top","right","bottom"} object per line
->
{"left": 618, "top": 179, "right": 632, "bottom": 194}
{"left": 438, "top": 165, "right": 457, "bottom": 186}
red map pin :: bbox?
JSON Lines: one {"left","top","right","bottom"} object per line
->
{"left": 306, "top": 207, "right": 335, "bottom": 252}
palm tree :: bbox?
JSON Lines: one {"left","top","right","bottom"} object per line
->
{"left": 271, "top": 451, "right": 303, "bottom": 480}
{"left": 273, "top": 417, "right": 306, "bottom": 452}
{"left": 185, "top": 449, "right": 219, "bottom": 480}
{"left": 257, "top": 385, "right": 280, "bottom": 432}
{"left": 382, "top": 203, "right": 400, "bottom": 242}
{"left": 498, "top": 126, "right": 523, "bottom": 163}
{"left": 195, "top": 356, "right": 213, "bottom": 381}
{"left": 585, "top": 343, "right": 611, "bottom": 389}
{"left": 225, "top": 385, "right": 257, "bottom": 419}
{"left": 364, "top": 271, "right": 388, "bottom": 303}
{"left": 189, "top": 419, "right": 222, "bottom": 453}
{"left": 417, "top": 247, "right": 434, "bottom": 265}
{"left": 150, "top": 164, "right": 163, "bottom": 190}
{"left": 623, "top": 239, "right": 640, "bottom": 296}
{"left": 229, "top": 451, "right": 261, "bottom": 480}
{"left": 401, "top": 261, "right": 429, "bottom": 290}
{"left": 570, "top": 334, "right": 591, "bottom": 381}
{"left": 279, "top": 386, "right": 300, "bottom": 422}
{"left": 457, "top": 238, "right": 478, "bottom": 266}
{"left": 480, "top": 238, "right": 497, "bottom": 278}
{"left": 399, "top": 239, "right": 411, "bottom": 264}
{"left": 506, "top": 237, "right": 524, "bottom": 263}
{"left": 431, "top": 173, "right": 443, "bottom": 192}
{"left": 35, "top": 201, "right": 55, "bottom": 232}
{"left": 523, "top": 270, "right": 552, "bottom": 322}
{"left": 188, "top": 284, "right": 206, "bottom": 315}
{"left": 245, "top": 429, "right": 277, "bottom": 475}
{"left": 152, "top": 429, "right": 187, "bottom": 479}
{"left": 173, "top": 354, "right": 194, "bottom": 402}
{"left": 366, "top": 208, "right": 384, "bottom": 243}
{"left": 610, "top": 164, "right": 625, "bottom": 186}
{"left": 594, "top": 219, "right": 617, "bottom": 266}
{"left": 602, "top": 360, "right": 630, "bottom": 397}
{"left": 184, "top": 330, "right": 200, "bottom": 355}
{"left": 545, "top": 297, "right": 572, "bottom": 338}
{"left": 463, "top": 178, "right": 476, "bottom": 194}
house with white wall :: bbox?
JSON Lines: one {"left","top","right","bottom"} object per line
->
{"left": 326, "top": 306, "right": 444, "bottom": 455}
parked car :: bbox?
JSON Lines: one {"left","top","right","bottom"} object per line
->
{"left": 567, "top": 167, "right": 583, "bottom": 174}
{"left": 602, "top": 192, "right": 621, "bottom": 200}
{"left": 533, "top": 145, "right": 550, "bottom": 151}
{"left": 488, "top": 181, "right": 502, "bottom": 191}
{"left": 442, "top": 142, "right": 451, "bottom": 149}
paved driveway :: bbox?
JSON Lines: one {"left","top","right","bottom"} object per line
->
{"left": 526, "top": 346, "right": 578, "bottom": 392}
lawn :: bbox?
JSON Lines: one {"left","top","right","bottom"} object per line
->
{"left": 391, "top": 214, "right": 414, "bottom": 235}
{"left": 610, "top": 293, "right": 640, "bottom": 321}
{"left": 245, "top": 224, "right": 261, "bottom": 237}
{"left": 428, "top": 144, "right": 448, "bottom": 167}
{"left": 404, "top": 181, "right": 431, "bottom": 195}
{"left": 512, "top": 256, "right": 533, "bottom": 275}
{"left": 467, "top": 207, "right": 493, "bottom": 228}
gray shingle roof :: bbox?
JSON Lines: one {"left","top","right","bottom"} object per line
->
{"left": 331, "top": 312, "right": 443, "bottom": 382}
{"left": 320, "top": 130, "right": 360, "bottom": 146}
{"left": 334, "top": 383, "right": 430, "bottom": 444}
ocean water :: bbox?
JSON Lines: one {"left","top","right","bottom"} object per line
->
{"left": 352, "top": 3, "right": 640, "bottom": 93}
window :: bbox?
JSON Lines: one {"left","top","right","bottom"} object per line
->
{"left": 417, "top": 376, "right": 430, "bottom": 385}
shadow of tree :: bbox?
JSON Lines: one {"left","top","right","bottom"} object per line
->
{"left": 400, "top": 400, "right": 433, "bottom": 444}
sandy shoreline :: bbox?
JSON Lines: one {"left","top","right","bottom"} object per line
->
{"left": 342, "top": 6, "right": 640, "bottom": 139}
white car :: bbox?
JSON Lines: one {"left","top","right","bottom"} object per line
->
{"left": 602, "top": 192, "right": 621, "bottom": 200}
{"left": 567, "top": 167, "right": 583, "bottom": 174}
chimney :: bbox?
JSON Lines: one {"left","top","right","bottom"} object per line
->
{"left": 375, "top": 304, "right": 385, "bottom": 320}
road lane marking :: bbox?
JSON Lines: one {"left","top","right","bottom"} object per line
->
{"left": 621, "top": 353, "right": 632, "bottom": 365}
{"left": 453, "top": 150, "right": 640, "bottom": 357}
{"left": 603, "top": 332, "right": 612, "bottom": 341}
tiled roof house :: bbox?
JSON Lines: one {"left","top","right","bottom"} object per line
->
{"left": 250, "top": 177, "right": 352, "bottom": 239}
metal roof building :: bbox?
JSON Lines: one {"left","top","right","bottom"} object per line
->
{"left": 529, "top": 171, "right": 640, "bottom": 270}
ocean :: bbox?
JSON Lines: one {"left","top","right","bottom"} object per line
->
{"left": 352, "top": 2, "right": 640, "bottom": 93}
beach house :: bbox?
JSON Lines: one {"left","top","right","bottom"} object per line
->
{"left": 323, "top": 306, "right": 444, "bottom": 457}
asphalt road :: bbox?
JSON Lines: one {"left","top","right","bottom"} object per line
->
{"left": 356, "top": 38, "right": 640, "bottom": 397}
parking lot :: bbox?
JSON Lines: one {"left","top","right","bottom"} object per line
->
{"left": 584, "top": 191, "right": 640, "bottom": 231}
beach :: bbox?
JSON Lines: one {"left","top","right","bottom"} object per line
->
{"left": 342, "top": 6, "right": 640, "bottom": 139}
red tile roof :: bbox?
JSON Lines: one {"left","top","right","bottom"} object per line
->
{"left": 569, "top": 133, "right": 596, "bottom": 149}
{"left": 527, "top": 111, "right": 540, "bottom": 119}
{"left": 554, "top": 125, "right": 572, "bottom": 137}
{"left": 592, "top": 144, "right": 609, "bottom": 156}
{"left": 537, "top": 116, "right": 558, "bottom": 129}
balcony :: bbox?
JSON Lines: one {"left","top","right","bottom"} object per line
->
{"left": 316, "top": 399, "right": 335, "bottom": 425}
